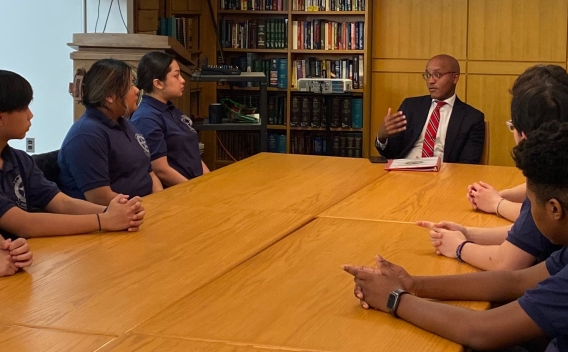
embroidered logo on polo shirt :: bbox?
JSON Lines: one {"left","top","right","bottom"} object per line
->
{"left": 135, "top": 133, "right": 151, "bottom": 157}
{"left": 14, "top": 175, "right": 27, "bottom": 210}
{"left": 181, "top": 115, "right": 196, "bottom": 133}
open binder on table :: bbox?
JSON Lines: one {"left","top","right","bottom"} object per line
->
{"left": 384, "top": 157, "right": 441, "bottom": 172}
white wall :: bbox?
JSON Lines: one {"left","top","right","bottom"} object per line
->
{"left": 0, "top": 0, "right": 131, "bottom": 153}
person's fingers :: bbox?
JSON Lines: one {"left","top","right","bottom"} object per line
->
{"left": 437, "top": 221, "right": 451, "bottom": 227}
{"left": 0, "top": 239, "right": 12, "bottom": 250}
{"left": 125, "top": 196, "right": 141, "bottom": 206}
{"left": 112, "top": 194, "right": 126, "bottom": 203}
{"left": 385, "top": 117, "right": 406, "bottom": 129}
{"left": 129, "top": 220, "right": 144, "bottom": 228}
{"left": 12, "top": 251, "right": 32, "bottom": 262}
{"left": 472, "top": 182, "right": 484, "bottom": 190}
{"left": 130, "top": 210, "right": 146, "bottom": 220}
{"left": 342, "top": 265, "right": 374, "bottom": 279}
{"left": 8, "top": 238, "right": 26, "bottom": 249}
{"left": 9, "top": 240, "right": 29, "bottom": 255}
{"left": 386, "top": 126, "right": 406, "bottom": 135}
{"left": 15, "top": 259, "right": 33, "bottom": 268}
{"left": 354, "top": 285, "right": 363, "bottom": 299}
{"left": 376, "top": 255, "right": 392, "bottom": 272}
{"left": 429, "top": 231, "right": 442, "bottom": 239}
{"left": 416, "top": 221, "right": 437, "bottom": 230}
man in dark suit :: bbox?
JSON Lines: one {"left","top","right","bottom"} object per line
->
{"left": 375, "top": 54, "right": 485, "bottom": 164}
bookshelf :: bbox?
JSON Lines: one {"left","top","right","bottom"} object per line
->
{"left": 191, "top": 72, "right": 268, "bottom": 159}
{"left": 134, "top": 0, "right": 371, "bottom": 169}
{"left": 207, "top": 0, "right": 372, "bottom": 169}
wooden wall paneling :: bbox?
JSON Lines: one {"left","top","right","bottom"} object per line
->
{"left": 468, "top": 61, "right": 567, "bottom": 75}
{"left": 468, "top": 0, "right": 568, "bottom": 62}
{"left": 467, "top": 61, "right": 567, "bottom": 166}
{"left": 362, "top": 0, "right": 374, "bottom": 157}
{"left": 466, "top": 74, "right": 518, "bottom": 166}
{"left": 136, "top": 10, "right": 159, "bottom": 33}
{"left": 170, "top": 0, "right": 202, "bottom": 12}
{"left": 372, "top": 0, "right": 468, "bottom": 59}
{"left": 138, "top": 0, "right": 159, "bottom": 8}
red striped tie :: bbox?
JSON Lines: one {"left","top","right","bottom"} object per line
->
{"left": 421, "top": 101, "right": 446, "bottom": 158}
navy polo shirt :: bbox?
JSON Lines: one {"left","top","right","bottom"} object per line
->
{"left": 58, "top": 107, "right": 153, "bottom": 200}
{"left": 0, "top": 145, "right": 60, "bottom": 240}
{"left": 131, "top": 95, "right": 203, "bottom": 180}
{"left": 518, "top": 247, "right": 568, "bottom": 352}
{"left": 506, "top": 199, "right": 563, "bottom": 264}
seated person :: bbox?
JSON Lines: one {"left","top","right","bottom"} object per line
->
{"left": 344, "top": 121, "right": 568, "bottom": 351}
{"left": 0, "top": 236, "right": 32, "bottom": 277}
{"left": 0, "top": 70, "right": 145, "bottom": 239}
{"left": 58, "top": 59, "right": 163, "bottom": 205}
{"left": 418, "top": 65, "right": 568, "bottom": 271}
{"left": 375, "top": 54, "right": 485, "bottom": 164}
{"left": 467, "top": 65, "right": 568, "bottom": 222}
{"left": 131, "top": 51, "right": 210, "bottom": 187}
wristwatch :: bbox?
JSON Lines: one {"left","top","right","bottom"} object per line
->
{"left": 386, "top": 288, "right": 409, "bottom": 318}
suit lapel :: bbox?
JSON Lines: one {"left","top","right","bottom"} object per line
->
{"left": 444, "top": 96, "right": 466, "bottom": 159}
{"left": 408, "top": 96, "right": 433, "bottom": 146}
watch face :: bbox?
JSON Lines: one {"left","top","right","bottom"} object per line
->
{"left": 387, "top": 292, "right": 397, "bottom": 310}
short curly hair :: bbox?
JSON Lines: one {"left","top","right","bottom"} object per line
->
{"left": 510, "top": 65, "right": 568, "bottom": 135}
{"left": 513, "top": 120, "right": 568, "bottom": 206}
{"left": 510, "top": 65, "right": 568, "bottom": 96}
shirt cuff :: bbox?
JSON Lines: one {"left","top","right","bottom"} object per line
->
{"left": 376, "top": 135, "right": 388, "bottom": 150}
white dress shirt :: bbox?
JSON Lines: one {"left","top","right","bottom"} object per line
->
{"left": 377, "top": 94, "right": 456, "bottom": 160}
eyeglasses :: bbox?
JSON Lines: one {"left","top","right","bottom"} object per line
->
{"left": 505, "top": 120, "right": 515, "bottom": 132}
{"left": 422, "top": 71, "right": 457, "bottom": 81}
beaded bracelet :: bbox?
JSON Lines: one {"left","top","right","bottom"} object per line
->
{"left": 456, "top": 240, "right": 475, "bottom": 262}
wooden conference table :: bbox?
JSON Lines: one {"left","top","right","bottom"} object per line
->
{"left": 320, "top": 162, "right": 524, "bottom": 227}
{"left": 0, "top": 154, "right": 523, "bottom": 351}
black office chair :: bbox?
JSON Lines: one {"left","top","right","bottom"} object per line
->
{"left": 31, "top": 150, "right": 61, "bottom": 187}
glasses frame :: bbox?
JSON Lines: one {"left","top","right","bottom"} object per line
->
{"left": 422, "top": 71, "right": 458, "bottom": 81}
{"left": 505, "top": 120, "right": 515, "bottom": 132}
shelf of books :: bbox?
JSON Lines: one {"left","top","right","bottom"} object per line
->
{"left": 212, "top": 0, "right": 370, "bottom": 169}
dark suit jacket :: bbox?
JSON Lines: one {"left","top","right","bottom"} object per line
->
{"left": 376, "top": 95, "right": 485, "bottom": 164}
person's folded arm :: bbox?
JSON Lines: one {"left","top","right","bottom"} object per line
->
{"left": 45, "top": 192, "right": 106, "bottom": 214}
{"left": 397, "top": 296, "right": 543, "bottom": 350}
{"left": 500, "top": 183, "right": 527, "bottom": 203}
{"left": 151, "top": 156, "right": 188, "bottom": 187}
{"left": 84, "top": 186, "right": 118, "bottom": 206}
